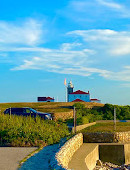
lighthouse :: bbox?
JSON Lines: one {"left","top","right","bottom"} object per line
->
{"left": 67, "top": 81, "right": 74, "bottom": 102}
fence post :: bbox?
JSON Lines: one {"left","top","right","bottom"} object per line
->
{"left": 73, "top": 106, "right": 76, "bottom": 134}
{"left": 114, "top": 107, "right": 116, "bottom": 131}
{"left": 10, "top": 107, "right": 11, "bottom": 118}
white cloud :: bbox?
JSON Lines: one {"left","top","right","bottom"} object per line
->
{"left": 61, "top": 0, "right": 130, "bottom": 24}
{"left": 96, "top": 0, "right": 123, "bottom": 10}
{"left": 104, "top": 66, "right": 130, "bottom": 81}
{"left": 0, "top": 47, "right": 51, "bottom": 52}
{"left": 96, "top": 0, "right": 130, "bottom": 17}
{"left": 60, "top": 43, "right": 81, "bottom": 51}
{"left": 10, "top": 28, "right": 130, "bottom": 82}
{"left": 12, "top": 53, "right": 130, "bottom": 82}
{"left": 68, "top": 29, "right": 130, "bottom": 56}
{"left": 11, "top": 43, "right": 94, "bottom": 71}
{"left": 0, "top": 19, "right": 129, "bottom": 83}
{"left": 0, "top": 19, "right": 44, "bottom": 46}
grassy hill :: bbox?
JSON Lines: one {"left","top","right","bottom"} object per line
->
{"left": 0, "top": 102, "right": 104, "bottom": 120}
{"left": 0, "top": 102, "right": 104, "bottom": 113}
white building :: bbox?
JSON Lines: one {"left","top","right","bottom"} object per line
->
{"left": 67, "top": 81, "right": 101, "bottom": 103}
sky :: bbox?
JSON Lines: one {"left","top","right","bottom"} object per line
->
{"left": 0, "top": 0, "right": 130, "bottom": 104}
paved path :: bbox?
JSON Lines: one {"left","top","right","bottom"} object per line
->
{"left": 0, "top": 147, "right": 37, "bottom": 170}
{"left": 68, "top": 143, "right": 98, "bottom": 170}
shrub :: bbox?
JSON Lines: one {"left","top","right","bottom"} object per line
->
{"left": 0, "top": 114, "right": 69, "bottom": 147}
{"left": 81, "top": 116, "right": 89, "bottom": 124}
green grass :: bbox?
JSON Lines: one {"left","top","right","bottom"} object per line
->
{"left": 81, "top": 122, "right": 130, "bottom": 133}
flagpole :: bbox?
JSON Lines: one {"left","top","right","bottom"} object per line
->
{"left": 66, "top": 85, "right": 67, "bottom": 102}
{"left": 64, "top": 78, "right": 67, "bottom": 102}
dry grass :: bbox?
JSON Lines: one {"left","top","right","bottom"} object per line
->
{"left": 0, "top": 102, "right": 104, "bottom": 114}
{"left": 81, "top": 122, "right": 130, "bottom": 132}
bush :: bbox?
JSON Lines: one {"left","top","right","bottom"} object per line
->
{"left": 81, "top": 116, "right": 89, "bottom": 124}
{"left": 97, "top": 104, "right": 130, "bottom": 120}
{"left": 0, "top": 114, "right": 69, "bottom": 147}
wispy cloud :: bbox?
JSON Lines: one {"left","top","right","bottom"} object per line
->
{"left": 12, "top": 54, "right": 130, "bottom": 82}
{"left": 10, "top": 28, "right": 130, "bottom": 82}
{"left": 0, "top": 18, "right": 130, "bottom": 82}
{"left": 60, "top": 0, "right": 130, "bottom": 25}
{"left": 68, "top": 29, "right": 130, "bottom": 56}
{"left": 96, "top": 0, "right": 123, "bottom": 10}
{"left": 96, "top": 0, "right": 130, "bottom": 17}
{"left": 11, "top": 43, "right": 94, "bottom": 71}
{"left": 0, "top": 19, "right": 45, "bottom": 46}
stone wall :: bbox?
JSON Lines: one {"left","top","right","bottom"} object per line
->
{"left": 53, "top": 110, "right": 73, "bottom": 120}
{"left": 72, "top": 122, "right": 96, "bottom": 133}
{"left": 83, "top": 131, "right": 130, "bottom": 143}
{"left": 56, "top": 133, "right": 83, "bottom": 169}
{"left": 115, "top": 131, "right": 130, "bottom": 143}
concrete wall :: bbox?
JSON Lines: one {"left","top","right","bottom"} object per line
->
{"left": 99, "top": 143, "right": 130, "bottom": 165}
{"left": 56, "top": 133, "right": 83, "bottom": 169}
{"left": 85, "top": 145, "right": 99, "bottom": 170}
{"left": 99, "top": 144, "right": 125, "bottom": 165}
{"left": 55, "top": 137, "right": 130, "bottom": 170}
{"left": 124, "top": 144, "right": 130, "bottom": 165}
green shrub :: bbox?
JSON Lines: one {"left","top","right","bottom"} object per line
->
{"left": 0, "top": 114, "right": 69, "bottom": 147}
{"left": 81, "top": 116, "right": 89, "bottom": 124}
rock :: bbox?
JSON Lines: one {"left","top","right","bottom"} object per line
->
{"left": 96, "top": 160, "right": 103, "bottom": 166}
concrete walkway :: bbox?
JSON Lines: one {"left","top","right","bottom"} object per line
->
{"left": 0, "top": 147, "right": 37, "bottom": 170}
{"left": 68, "top": 143, "right": 98, "bottom": 170}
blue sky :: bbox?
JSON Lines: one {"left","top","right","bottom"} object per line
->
{"left": 0, "top": 0, "right": 130, "bottom": 104}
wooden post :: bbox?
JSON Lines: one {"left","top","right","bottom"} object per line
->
{"left": 73, "top": 106, "right": 76, "bottom": 134}
{"left": 10, "top": 107, "right": 11, "bottom": 118}
{"left": 114, "top": 107, "right": 116, "bottom": 131}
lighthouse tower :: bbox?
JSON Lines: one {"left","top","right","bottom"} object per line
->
{"left": 67, "top": 81, "right": 74, "bottom": 102}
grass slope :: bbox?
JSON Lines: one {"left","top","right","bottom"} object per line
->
{"left": 81, "top": 122, "right": 130, "bottom": 132}
{"left": 0, "top": 102, "right": 104, "bottom": 114}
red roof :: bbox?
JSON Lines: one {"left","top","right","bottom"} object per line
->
{"left": 72, "top": 99, "right": 85, "bottom": 102}
{"left": 38, "top": 97, "right": 54, "bottom": 101}
{"left": 46, "top": 97, "right": 54, "bottom": 100}
{"left": 70, "top": 90, "right": 89, "bottom": 94}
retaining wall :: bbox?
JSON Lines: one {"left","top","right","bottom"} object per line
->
{"left": 53, "top": 110, "right": 73, "bottom": 120}
{"left": 124, "top": 144, "right": 130, "bottom": 165}
{"left": 83, "top": 131, "right": 130, "bottom": 143}
{"left": 56, "top": 133, "right": 83, "bottom": 169}
{"left": 72, "top": 122, "right": 96, "bottom": 133}
{"left": 99, "top": 144, "right": 125, "bottom": 165}
{"left": 85, "top": 145, "right": 99, "bottom": 170}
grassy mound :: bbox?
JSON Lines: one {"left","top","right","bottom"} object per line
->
{"left": 81, "top": 122, "right": 130, "bottom": 133}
